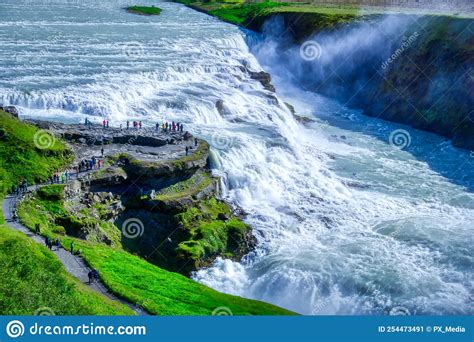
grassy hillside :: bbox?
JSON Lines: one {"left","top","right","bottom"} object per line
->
{"left": 173, "top": 1, "right": 362, "bottom": 37}
{"left": 77, "top": 241, "right": 293, "bottom": 315}
{"left": 175, "top": 0, "right": 473, "bottom": 25}
{"left": 18, "top": 185, "right": 294, "bottom": 315}
{"left": 0, "top": 110, "right": 134, "bottom": 315}
{"left": 0, "top": 224, "right": 135, "bottom": 315}
{"left": 0, "top": 110, "right": 73, "bottom": 195}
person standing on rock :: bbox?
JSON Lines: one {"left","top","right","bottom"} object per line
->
{"left": 126, "top": 121, "right": 130, "bottom": 130}
{"left": 139, "top": 121, "right": 142, "bottom": 129}
{"left": 194, "top": 138, "right": 198, "bottom": 147}
{"left": 101, "top": 147, "right": 104, "bottom": 157}
{"left": 102, "top": 120, "right": 106, "bottom": 129}
{"left": 185, "top": 146, "right": 189, "bottom": 156}
{"left": 106, "top": 120, "right": 109, "bottom": 128}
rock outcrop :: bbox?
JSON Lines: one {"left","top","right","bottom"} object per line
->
{"left": 24, "top": 120, "right": 255, "bottom": 275}
{"left": 0, "top": 106, "right": 19, "bottom": 118}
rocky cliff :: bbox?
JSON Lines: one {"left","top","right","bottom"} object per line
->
{"left": 251, "top": 13, "right": 474, "bottom": 149}
{"left": 20, "top": 120, "right": 255, "bottom": 275}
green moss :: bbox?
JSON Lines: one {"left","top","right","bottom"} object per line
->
{"left": 37, "top": 184, "right": 64, "bottom": 201}
{"left": 154, "top": 170, "right": 214, "bottom": 202}
{"left": 169, "top": 140, "right": 210, "bottom": 170}
{"left": 175, "top": 198, "right": 250, "bottom": 266}
{"left": 126, "top": 6, "right": 162, "bottom": 16}
{"left": 19, "top": 191, "right": 123, "bottom": 248}
{"left": 4, "top": 111, "right": 293, "bottom": 315}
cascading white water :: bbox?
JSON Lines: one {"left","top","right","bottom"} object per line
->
{"left": 1, "top": 0, "right": 472, "bottom": 315}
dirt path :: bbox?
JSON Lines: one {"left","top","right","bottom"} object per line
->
{"left": 2, "top": 179, "right": 150, "bottom": 315}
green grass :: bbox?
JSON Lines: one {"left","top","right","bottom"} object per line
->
{"left": 175, "top": 0, "right": 474, "bottom": 22}
{"left": 154, "top": 170, "right": 214, "bottom": 202}
{"left": 0, "top": 224, "right": 134, "bottom": 315}
{"left": 0, "top": 111, "right": 134, "bottom": 314}
{"left": 18, "top": 187, "right": 295, "bottom": 315}
{"left": 126, "top": 5, "right": 162, "bottom": 16}
{"left": 174, "top": 1, "right": 361, "bottom": 25}
{"left": 19, "top": 186, "right": 123, "bottom": 248}
{"left": 208, "top": 2, "right": 290, "bottom": 25}
{"left": 0, "top": 110, "right": 73, "bottom": 196}
{"left": 74, "top": 241, "right": 294, "bottom": 315}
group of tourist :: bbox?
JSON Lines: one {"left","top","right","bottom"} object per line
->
{"left": 84, "top": 117, "right": 186, "bottom": 134}
{"left": 127, "top": 121, "right": 142, "bottom": 129}
{"left": 10, "top": 179, "right": 28, "bottom": 196}
{"left": 88, "top": 269, "right": 100, "bottom": 284}
{"left": 76, "top": 156, "right": 103, "bottom": 173}
{"left": 44, "top": 236, "right": 61, "bottom": 251}
{"left": 49, "top": 171, "right": 70, "bottom": 184}
{"left": 158, "top": 121, "right": 184, "bottom": 133}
